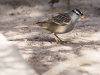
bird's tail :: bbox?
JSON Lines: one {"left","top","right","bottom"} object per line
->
{"left": 14, "top": 22, "right": 48, "bottom": 29}
{"left": 14, "top": 24, "right": 39, "bottom": 28}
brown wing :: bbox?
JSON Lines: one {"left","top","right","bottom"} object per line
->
{"left": 36, "top": 13, "right": 71, "bottom": 29}
{"left": 52, "top": 13, "right": 71, "bottom": 25}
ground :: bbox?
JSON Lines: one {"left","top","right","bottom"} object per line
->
{"left": 0, "top": 0, "right": 100, "bottom": 75}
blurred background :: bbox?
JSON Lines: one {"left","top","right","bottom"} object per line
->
{"left": 0, "top": 0, "right": 100, "bottom": 75}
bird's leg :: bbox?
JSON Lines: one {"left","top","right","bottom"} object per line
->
{"left": 52, "top": 33, "right": 63, "bottom": 43}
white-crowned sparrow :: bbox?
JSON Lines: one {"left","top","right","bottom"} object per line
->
{"left": 35, "top": 9, "right": 84, "bottom": 43}
{"left": 15, "top": 9, "right": 84, "bottom": 43}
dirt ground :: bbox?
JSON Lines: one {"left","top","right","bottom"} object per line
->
{"left": 0, "top": 0, "right": 100, "bottom": 75}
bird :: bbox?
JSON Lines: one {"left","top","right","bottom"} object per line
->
{"left": 15, "top": 9, "right": 84, "bottom": 43}
{"left": 34, "top": 9, "right": 84, "bottom": 43}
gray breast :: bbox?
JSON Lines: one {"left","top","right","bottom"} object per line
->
{"left": 53, "top": 21, "right": 74, "bottom": 34}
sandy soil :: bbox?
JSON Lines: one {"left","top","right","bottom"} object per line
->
{"left": 0, "top": 0, "right": 100, "bottom": 75}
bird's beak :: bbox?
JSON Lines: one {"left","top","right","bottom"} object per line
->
{"left": 80, "top": 15, "right": 84, "bottom": 19}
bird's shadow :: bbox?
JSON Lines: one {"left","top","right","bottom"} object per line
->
{"left": 9, "top": 36, "right": 55, "bottom": 42}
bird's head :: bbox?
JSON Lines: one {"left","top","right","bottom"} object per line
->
{"left": 72, "top": 9, "right": 84, "bottom": 20}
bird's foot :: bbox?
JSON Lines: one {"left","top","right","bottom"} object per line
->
{"left": 52, "top": 33, "right": 67, "bottom": 44}
{"left": 56, "top": 39, "right": 67, "bottom": 44}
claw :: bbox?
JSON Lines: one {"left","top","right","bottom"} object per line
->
{"left": 52, "top": 33, "right": 67, "bottom": 44}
